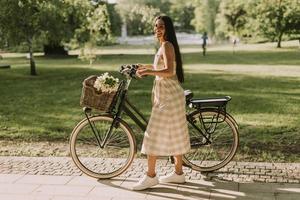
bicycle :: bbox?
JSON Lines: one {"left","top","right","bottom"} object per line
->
{"left": 69, "top": 64, "right": 239, "bottom": 179}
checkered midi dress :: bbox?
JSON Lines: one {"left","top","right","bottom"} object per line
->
{"left": 141, "top": 46, "right": 190, "bottom": 156}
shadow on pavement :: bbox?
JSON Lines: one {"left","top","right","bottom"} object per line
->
{"left": 97, "top": 176, "right": 300, "bottom": 200}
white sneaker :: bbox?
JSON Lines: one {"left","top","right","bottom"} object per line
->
{"left": 132, "top": 174, "right": 159, "bottom": 191}
{"left": 159, "top": 171, "right": 186, "bottom": 184}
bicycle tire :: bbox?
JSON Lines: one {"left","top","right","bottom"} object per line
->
{"left": 183, "top": 108, "right": 239, "bottom": 172}
{"left": 70, "top": 115, "right": 136, "bottom": 179}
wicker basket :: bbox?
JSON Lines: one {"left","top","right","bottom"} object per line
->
{"left": 80, "top": 75, "right": 117, "bottom": 112}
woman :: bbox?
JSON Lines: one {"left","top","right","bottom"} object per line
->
{"left": 132, "top": 16, "right": 190, "bottom": 191}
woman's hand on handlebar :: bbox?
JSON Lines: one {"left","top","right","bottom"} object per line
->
{"left": 119, "top": 64, "right": 151, "bottom": 78}
{"left": 135, "top": 64, "right": 148, "bottom": 78}
{"left": 136, "top": 68, "right": 149, "bottom": 78}
{"left": 137, "top": 64, "right": 153, "bottom": 70}
{"left": 120, "top": 64, "right": 139, "bottom": 78}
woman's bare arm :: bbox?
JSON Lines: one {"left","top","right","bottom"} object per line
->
{"left": 138, "top": 64, "right": 153, "bottom": 69}
{"left": 137, "top": 42, "right": 175, "bottom": 78}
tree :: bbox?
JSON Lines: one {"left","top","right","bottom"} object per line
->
{"left": 42, "top": 0, "right": 118, "bottom": 55}
{"left": 140, "top": 0, "right": 171, "bottom": 14}
{"left": 41, "top": 0, "right": 99, "bottom": 56}
{"left": 254, "top": 0, "right": 300, "bottom": 47}
{"left": 38, "top": 0, "right": 65, "bottom": 55}
{"left": 0, "top": 0, "right": 47, "bottom": 75}
{"left": 67, "top": 2, "right": 112, "bottom": 64}
{"left": 169, "top": 0, "right": 195, "bottom": 32}
{"left": 40, "top": 0, "right": 77, "bottom": 56}
{"left": 106, "top": 3, "right": 122, "bottom": 36}
{"left": 215, "top": 0, "right": 248, "bottom": 40}
{"left": 191, "top": 0, "right": 220, "bottom": 38}
{"left": 116, "top": 0, "right": 160, "bottom": 36}
{"left": 116, "top": 0, "right": 199, "bottom": 35}
{"left": 129, "top": 5, "right": 160, "bottom": 35}
{"left": 0, "top": 0, "right": 114, "bottom": 74}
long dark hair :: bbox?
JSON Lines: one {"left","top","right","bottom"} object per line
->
{"left": 155, "top": 16, "right": 184, "bottom": 83}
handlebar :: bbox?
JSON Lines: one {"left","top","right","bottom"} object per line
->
{"left": 119, "top": 64, "right": 139, "bottom": 79}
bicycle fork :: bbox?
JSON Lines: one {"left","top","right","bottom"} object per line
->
{"left": 85, "top": 112, "right": 120, "bottom": 149}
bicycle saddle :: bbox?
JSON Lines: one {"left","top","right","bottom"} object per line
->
{"left": 184, "top": 90, "right": 193, "bottom": 103}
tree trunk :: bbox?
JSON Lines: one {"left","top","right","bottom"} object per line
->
{"left": 28, "top": 39, "right": 37, "bottom": 76}
{"left": 277, "top": 31, "right": 283, "bottom": 48}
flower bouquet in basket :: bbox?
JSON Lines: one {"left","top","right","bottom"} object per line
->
{"left": 80, "top": 73, "right": 119, "bottom": 112}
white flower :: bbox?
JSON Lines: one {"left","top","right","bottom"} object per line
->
{"left": 93, "top": 73, "right": 119, "bottom": 93}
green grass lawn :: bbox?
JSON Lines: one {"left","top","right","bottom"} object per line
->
{"left": 0, "top": 46, "right": 299, "bottom": 162}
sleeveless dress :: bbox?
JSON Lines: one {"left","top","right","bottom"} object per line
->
{"left": 141, "top": 43, "right": 190, "bottom": 156}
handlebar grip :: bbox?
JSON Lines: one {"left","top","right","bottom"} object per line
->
{"left": 119, "top": 64, "right": 139, "bottom": 78}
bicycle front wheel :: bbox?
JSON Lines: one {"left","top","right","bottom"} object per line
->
{"left": 183, "top": 109, "right": 239, "bottom": 172}
{"left": 70, "top": 115, "right": 136, "bottom": 179}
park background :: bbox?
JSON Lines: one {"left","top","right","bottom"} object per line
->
{"left": 0, "top": 0, "right": 299, "bottom": 162}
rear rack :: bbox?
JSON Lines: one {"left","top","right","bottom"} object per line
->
{"left": 190, "top": 96, "right": 231, "bottom": 108}
{"left": 184, "top": 90, "right": 232, "bottom": 134}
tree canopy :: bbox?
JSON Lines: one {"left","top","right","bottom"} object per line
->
{"left": 253, "top": 0, "right": 300, "bottom": 47}
{"left": 0, "top": 0, "right": 112, "bottom": 74}
{"left": 192, "top": 0, "right": 220, "bottom": 38}
{"left": 215, "top": 0, "right": 248, "bottom": 40}
{"left": 0, "top": 0, "right": 49, "bottom": 75}
{"left": 1, "top": 0, "right": 299, "bottom": 73}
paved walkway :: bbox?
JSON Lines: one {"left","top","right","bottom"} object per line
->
{"left": 0, "top": 173, "right": 300, "bottom": 200}
{"left": 0, "top": 157, "right": 299, "bottom": 199}
{"left": 0, "top": 157, "right": 299, "bottom": 183}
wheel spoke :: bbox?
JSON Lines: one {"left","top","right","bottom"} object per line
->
{"left": 184, "top": 110, "right": 238, "bottom": 171}
{"left": 70, "top": 116, "right": 135, "bottom": 179}
{"left": 77, "top": 137, "right": 98, "bottom": 146}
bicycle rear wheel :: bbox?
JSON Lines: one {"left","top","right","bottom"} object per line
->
{"left": 183, "top": 109, "right": 239, "bottom": 172}
{"left": 70, "top": 115, "right": 136, "bottom": 179}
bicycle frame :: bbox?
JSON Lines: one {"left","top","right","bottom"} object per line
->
{"left": 85, "top": 78, "right": 148, "bottom": 148}
{"left": 85, "top": 77, "right": 230, "bottom": 149}
{"left": 113, "top": 78, "right": 148, "bottom": 131}
{"left": 71, "top": 69, "right": 239, "bottom": 175}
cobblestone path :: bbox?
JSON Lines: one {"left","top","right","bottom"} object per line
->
{"left": 0, "top": 156, "right": 299, "bottom": 183}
